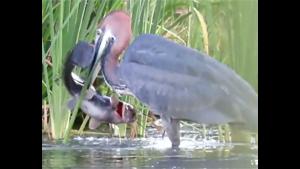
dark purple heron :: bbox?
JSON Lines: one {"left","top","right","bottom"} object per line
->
{"left": 78, "top": 11, "right": 258, "bottom": 148}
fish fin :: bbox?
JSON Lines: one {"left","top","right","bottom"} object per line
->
{"left": 89, "top": 118, "right": 102, "bottom": 130}
{"left": 67, "top": 98, "right": 77, "bottom": 110}
{"left": 85, "top": 88, "right": 96, "bottom": 99}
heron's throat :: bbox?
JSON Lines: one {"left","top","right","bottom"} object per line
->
{"left": 102, "top": 53, "right": 121, "bottom": 88}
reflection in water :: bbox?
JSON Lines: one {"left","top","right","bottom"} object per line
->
{"left": 43, "top": 128, "right": 257, "bottom": 169}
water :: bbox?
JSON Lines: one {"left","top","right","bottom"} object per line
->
{"left": 42, "top": 128, "right": 257, "bottom": 169}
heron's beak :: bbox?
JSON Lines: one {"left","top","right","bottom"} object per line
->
{"left": 87, "top": 28, "right": 115, "bottom": 88}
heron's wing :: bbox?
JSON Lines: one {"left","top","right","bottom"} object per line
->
{"left": 119, "top": 34, "right": 257, "bottom": 126}
{"left": 120, "top": 61, "right": 240, "bottom": 124}
{"left": 123, "top": 34, "right": 257, "bottom": 104}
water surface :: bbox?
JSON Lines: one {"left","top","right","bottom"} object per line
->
{"left": 43, "top": 127, "right": 257, "bottom": 169}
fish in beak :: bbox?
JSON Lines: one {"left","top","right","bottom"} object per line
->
{"left": 63, "top": 41, "right": 136, "bottom": 130}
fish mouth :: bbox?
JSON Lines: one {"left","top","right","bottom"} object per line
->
{"left": 115, "top": 101, "right": 136, "bottom": 123}
{"left": 116, "top": 101, "right": 124, "bottom": 118}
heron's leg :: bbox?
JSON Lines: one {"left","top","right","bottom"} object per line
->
{"left": 161, "top": 117, "right": 180, "bottom": 148}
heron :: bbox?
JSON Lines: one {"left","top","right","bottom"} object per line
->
{"left": 80, "top": 10, "right": 258, "bottom": 148}
{"left": 63, "top": 41, "right": 136, "bottom": 130}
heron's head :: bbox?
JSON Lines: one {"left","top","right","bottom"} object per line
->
{"left": 93, "top": 11, "right": 132, "bottom": 61}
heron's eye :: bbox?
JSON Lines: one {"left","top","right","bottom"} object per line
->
{"left": 96, "top": 29, "right": 102, "bottom": 36}
{"left": 111, "top": 36, "right": 116, "bottom": 42}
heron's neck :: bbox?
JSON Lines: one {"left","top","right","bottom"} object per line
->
{"left": 102, "top": 53, "right": 121, "bottom": 88}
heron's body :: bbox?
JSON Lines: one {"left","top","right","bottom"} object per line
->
{"left": 115, "top": 34, "right": 257, "bottom": 131}
{"left": 73, "top": 11, "right": 257, "bottom": 148}
{"left": 100, "top": 34, "right": 257, "bottom": 147}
